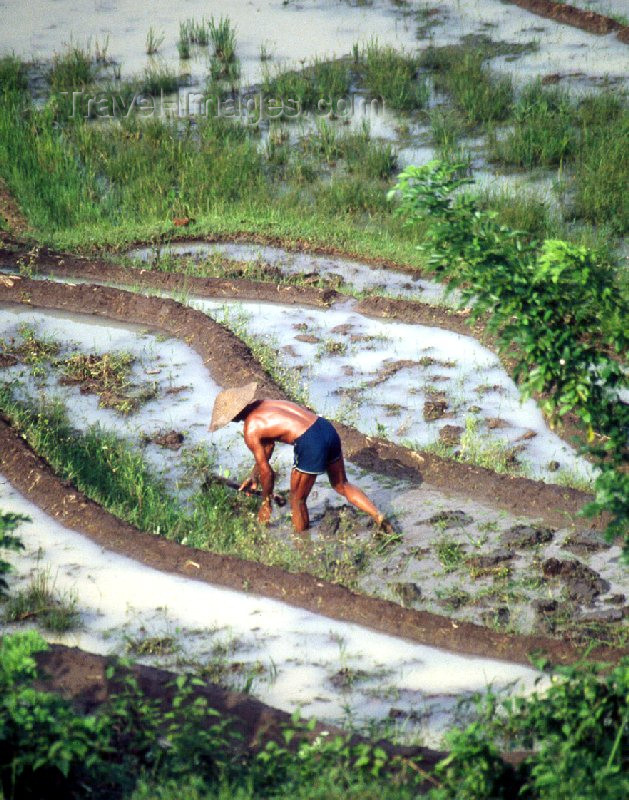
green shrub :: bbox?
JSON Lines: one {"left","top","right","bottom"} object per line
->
{"left": 390, "top": 161, "right": 628, "bottom": 554}
{"left": 429, "top": 658, "right": 629, "bottom": 799}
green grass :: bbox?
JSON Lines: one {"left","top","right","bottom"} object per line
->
{"left": 3, "top": 569, "right": 80, "bottom": 632}
{"left": 48, "top": 44, "right": 95, "bottom": 93}
{"left": 473, "top": 186, "right": 555, "bottom": 241}
{"left": 0, "top": 55, "right": 27, "bottom": 93}
{"left": 262, "top": 57, "right": 351, "bottom": 111}
{"left": 436, "top": 49, "right": 513, "bottom": 125}
{"left": 360, "top": 39, "right": 428, "bottom": 111}
{"left": 139, "top": 62, "right": 179, "bottom": 95}
{"left": 488, "top": 82, "right": 576, "bottom": 168}
{"left": 0, "top": 389, "right": 382, "bottom": 589}
{"left": 573, "top": 111, "right": 629, "bottom": 234}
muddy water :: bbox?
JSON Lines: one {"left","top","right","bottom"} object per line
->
{"left": 0, "top": 474, "right": 545, "bottom": 745}
{"left": 1, "top": 0, "right": 627, "bottom": 92}
{"left": 129, "top": 241, "right": 456, "bottom": 305}
{"left": 2, "top": 303, "right": 624, "bottom": 638}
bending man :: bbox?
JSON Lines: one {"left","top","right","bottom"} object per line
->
{"left": 210, "top": 382, "right": 391, "bottom": 533}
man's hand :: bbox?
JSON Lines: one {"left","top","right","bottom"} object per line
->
{"left": 239, "top": 476, "right": 259, "bottom": 494}
{"left": 257, "top": 498, "right": 272, "bottom": 525}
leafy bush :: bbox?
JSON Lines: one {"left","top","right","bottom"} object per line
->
{"left": 0, "top": 632, "right": 425, "bottom": 799}
{"left": 429, "top": 657, "right": 629, "bottom": 799}
{"left": 390, "top": 161, "right": 628, "bottom": 555}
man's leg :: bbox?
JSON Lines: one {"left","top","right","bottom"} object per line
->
{"left": 290, "top": 469, "right": 317, "bottom": 532}
{"left": 327, "top": 456, "right": 384, "bottom": 524}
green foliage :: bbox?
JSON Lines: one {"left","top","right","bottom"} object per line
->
{"left": 0, "top": 510, "right": 27, "bottom": 596}
{"left": 361, "top": 40, "right": 429, "bottom": 111}
{"left": 430, "top": 658, "right": 629, "bottom": 799}
{"left": 489, "top": 82, "right": 576, "bottom": 168}
{"left": 390, "top": 161, "right": 629, "bottom": 555}
{"left": 431, "top": 723, "right": 515, "bottom": 799}
{"left": 48, "top": 44, "right": 95, "bottom": 93}
{"left": 0, "top": 632, "right": 425, "bottom": 799}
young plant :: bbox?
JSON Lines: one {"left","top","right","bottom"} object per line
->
{"left": 145, "top": 27, "right": 165, "bottom": 56}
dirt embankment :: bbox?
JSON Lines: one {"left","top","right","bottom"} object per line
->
{"left": 506, "top": 0, "right": 629, "bottom": 41}
{"left": 0, "top": 242, "right": 602, "bottom": 476}
{"left": 0, "top": 276, "right": 600, "bottom": 531}
{"left": 1, "top": 277, "right": 623, "bottom": 667}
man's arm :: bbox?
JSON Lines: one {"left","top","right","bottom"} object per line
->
{"left": 243, "top": 434, "right": 275, "bottom": 523}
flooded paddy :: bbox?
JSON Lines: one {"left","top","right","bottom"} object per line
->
{"left": 0, "top": 473, "right": 547, "bottom": 746}
{"left": 1, "top": 302, "right": 624, "bottom": 647}
{"left": 2, "top": 0, "right": 627, "bottom": 90}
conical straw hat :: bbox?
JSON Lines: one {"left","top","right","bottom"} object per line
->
{"left": 209, "top": 382, "right": 259, "bottom": 432}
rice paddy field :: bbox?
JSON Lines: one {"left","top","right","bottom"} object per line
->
{"left": 0, "top": 1, "right": 627, "bottom": 798}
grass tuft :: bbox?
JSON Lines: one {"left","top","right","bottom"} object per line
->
{"left": 361, "top": 39, "right": 428, "bottom": 111}
{"left": 3, "top": 569, "right": 80, "bottom": 632}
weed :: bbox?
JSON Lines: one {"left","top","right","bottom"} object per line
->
{"left": 573, "top": 109, "right": 629, "bottom": 234}
{"left": 3, "top": 569, "right": 80, "bottom": 632}
{"left": 361, "top": 39, "right": 428, "bottom": 111}
{"left": 489, "top": 82, "right": 575, "bottom": 168}
{"left": 439, "top": 49, "right": 513, "bottom": 125}
{"left": 126, "top": 635, "right": 178, "bottom": 656}
{"left": 48, "top": 43, "right": 94, "bottom": 93}
{"left": 0, "top": 55, "right": 27, "bottom": 94}
{"left": 263, "top": 57, "right": 350, "bottom": 111}
{"left": 473, "top": 186, "right": 554, "bottom": 241}
{"left": 434, "top": 536, "right": 465, "bottom": 573}
{"left": 140, "top": 62, "right": 179, "bottom": 95}
{"left": 145, "top": 27, "right": 165, "bottom": 56}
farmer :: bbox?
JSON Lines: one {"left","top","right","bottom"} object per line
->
{"left": 209, "top": 382, "right": 392, "bottom": 534}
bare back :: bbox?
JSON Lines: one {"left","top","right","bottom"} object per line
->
{"left": 243, "top": 399, "right": 317, "bottom": 446}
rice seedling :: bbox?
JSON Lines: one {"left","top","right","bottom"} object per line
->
{"left": 145, "top": 26, "right": 165, "bottom": 56}
{"left": 3, "top": 568, "right": 80, "bottom": 632}
{"left": 48, "top": 43, "right": 94, "bottom": 93}
{"left": 361, "top": 39, "right": 428, "bottom": 111}
{"left": 488, "top": 81, "right": 575, "bottom": 167}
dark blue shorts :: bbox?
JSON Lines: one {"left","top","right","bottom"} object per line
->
{"left": 293, "top": 417, "right": 342, "bottom": 475}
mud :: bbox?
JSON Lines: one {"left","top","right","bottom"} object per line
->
{"left": 0, "top": 277, "right": 603, "bottom": 531}
{"left": 1, "top": 415, "right": 625, "bottom": 668}
{"left": 506, "top": 0, "right": 628, "bottom": 40}
{"left": 1, "top": 278, "right": 625, "bottom": 664}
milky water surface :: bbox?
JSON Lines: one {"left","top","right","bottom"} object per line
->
{"left": 0, "top": 473, "right": 545, "bottom": 745}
